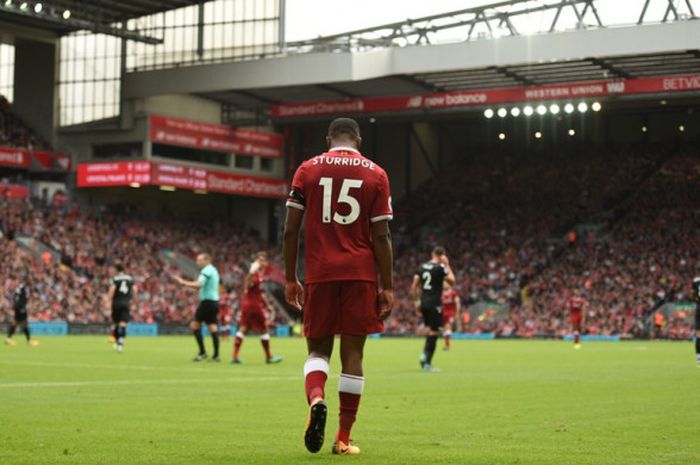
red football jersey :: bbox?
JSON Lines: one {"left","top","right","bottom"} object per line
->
{"left": 241, "top": 272, "right": 264, "bottom": 311}
{"left": 287, "top": 147, "right": 393, "bottom": 284}
{"left": 442, "top": 289, "right": 458, "bottom": 314}
{"left": 567, "top": 296, "right": 586, "bottom": 313}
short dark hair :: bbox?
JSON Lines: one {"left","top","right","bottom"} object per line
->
{"left": 432, "top": 246, "right": 446, "bottom": 257}
{"left": 115, "top": 263, "right": 124, "bottom": 272}
{"left": 328, "top": 117, "right": 360, "bottom": 139}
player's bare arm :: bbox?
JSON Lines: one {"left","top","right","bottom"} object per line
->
{"left": 108, "top": 284, "right": 116, "bottom": 301}
{"left": 173, "top": 275, "right": 203, "bottom": 289}
{"left": 411, "top": 275, "right": 422, "bottom": 308}
{"left": 283, "top": 206, "right": 304, "bottom": 310}
{"left": 371, "top": 220, "right": 393, "bottom": 320}
{"left": 441, "top": 256, "right": 456, "bottom": 286}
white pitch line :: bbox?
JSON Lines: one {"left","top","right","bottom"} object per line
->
{"left": 0, "top": 359, "right": 290, "bottom": 375}
{"left": 0, "top": 376, "right": 299, "bottom": 389}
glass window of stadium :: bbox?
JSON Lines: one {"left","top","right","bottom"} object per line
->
{"left": 57, "top": 0, "right": 281, "bottom": 127}
{"left": 0, "top": 43, "right": 14, "bottom": 102}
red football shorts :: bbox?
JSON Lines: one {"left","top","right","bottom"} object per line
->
{"left": 442, "top": 310, "right": 456, "bottom": 327}
{"left": 303, "top": 280, "right": 383, "bottom": 338}
{"left": 570, "top": 310, "right": 583, "bottom": 330}
{"left": 239, "top": 307, "right": 268, "bottom": 332}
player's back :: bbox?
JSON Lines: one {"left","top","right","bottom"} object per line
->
{"left": 112, "top": 274, "right": 134, "bottom": 305}
{"left": 418, "top": 261, "right": 446, "bottom": 308}
{"left": 288, "top": 147, "right": 392, "bottom": 284}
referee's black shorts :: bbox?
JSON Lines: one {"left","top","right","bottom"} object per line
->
{"left": 195, "top": 300, "right": 219, "bottom": 325}
{"left": 421, "top": 305, "right": 443, "bottom": 332}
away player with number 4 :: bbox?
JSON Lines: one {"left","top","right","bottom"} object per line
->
{"left": 284, "top": 118, "right": 394, "bottom": 456}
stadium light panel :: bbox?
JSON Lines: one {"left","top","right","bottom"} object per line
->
{"left": 535, "top": 131, "right": 542, "bottom": 139}
{"left": 62, "top": 9, "right": 70, "bottom": 19}
{"left": 591, "top": 102, "right": 602, "bottom": 112}
{"left": 497, "top": 108, "right": 507, "bottom": 118}
{"left": 484, "top": 108, "right": 494, "bottom": 119}
{"left": 536, "top": 105, "right": 547, "bottom": 116}
{"left": 523, "top": 106, "right": 534, "bottom": 117}
{"left": 679, "top": 125, "right": 685, "bottom": 132}
{"left": 194, "top": 190, "right": 208, "bottom": 195}
{"left": 19, "top": 2, "right": 27, "bottom": 10}
{"left": 4, "top": 0, "right": 11, "bottom": 7}
{"left": 33, "top": 2, "right": 41, "bottom": 13}
{"left": 129, "top": 183, "right": 140, "bottom": 188}
{"left": 578, "top": 102, "right": 588, "bottom": 113}
{"left": 564, "top": 103, "right": 575, "bottom": 114}
{"left": 510, "top": 107, "right": 520, "bottom": 117}
{"left": 498, "top": 132, "right": 506, "bottom": 140}
{"left": 159, "top": 185, "right": 176, "bottom": 192}
{"left": 641, "top": 126, "right": 648, "bottom": 133}
{"left": 568, "top": 129, "right": 575, "bottom": 136}
{"left": 549, "top": 104, "right": 560, "bottom": 115}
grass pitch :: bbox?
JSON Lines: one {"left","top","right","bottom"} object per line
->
{"left": 0, "top": 337, "right": 698, "bottom": 465}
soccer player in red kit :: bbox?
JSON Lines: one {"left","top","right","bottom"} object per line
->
{"left": 232, "top": 252, "right": 283, "bottom": 364}
{"left": 283, "top": 117, "right": 394, "bottom": 456}
{"left": 567, "top": 290, "right": 587, "bottom": 349}
{"left": 441, "top": 283, "right": 461, "bottom": 350}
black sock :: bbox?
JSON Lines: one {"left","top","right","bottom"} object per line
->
{"left": 193, "top": 328, "right": 205, "bottom": 355}
{"left": 695, "top": 337, "right": 699, "bottom": 357}
{"left": 424, "top": 335, "right": 438, "bottom": 364}
{"left": 211, "top": 331, "right": 220, "bottom": 358}
{"left": 118, "top": 326, "right": 127, "bottom": 344}
{"left": 7, "top": 324, "right": 16, "bottom": 338}
{"left": 23, "top": 325, "right": 30, "bottom": 342}
{"left": 112, "top": 326, "right": 118, "bottom": 339}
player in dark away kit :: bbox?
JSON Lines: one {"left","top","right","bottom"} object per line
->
{"left": 5, "top": 277, "right": 38, "bottom": 346}
{"left": 108, "top": 264, "right": 136, "bottom": 353}
{"left": 412, "top": 246, "right": 455, "bottom": 372}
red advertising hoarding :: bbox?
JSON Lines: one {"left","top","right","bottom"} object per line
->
{"left": 206, "top": 170, "right": 289, "bottom": 199}
{"left": 0, "top": 146, "right": 72, "bottom": 171}
{"left": 0, "top": 183, "right": 29, "bottom": 199}
{"left": 151, "top": 162, "right": 207, "bottom": 190}
{"left": 149, "top": 115, "right": 284, "bottom": 159}
{"left": 76, "top": 160, "right": 287, "bottom": 199}
{"left": 271, "top": 74, "right": 700, "bottom": 118}
{"left": 0, "top": 146, "right": 30, "bottom": 169}
{"left": 77, "top": 161, "right": 152, "bottom": 187}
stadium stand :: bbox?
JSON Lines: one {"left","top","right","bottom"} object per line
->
{"left": 2, "top": 143, "right": 697, "bottom": 339}
{"left": 0, "top": 94, "right": 51, "bottom": 151}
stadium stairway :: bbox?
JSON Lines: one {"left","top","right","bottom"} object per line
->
{"left": 14, "top": 233, "right": 61, "bottom": 263}
{"left": 158, "top": 249, "right": 199, "bottom": 278}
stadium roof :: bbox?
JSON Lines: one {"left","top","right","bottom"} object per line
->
{"left": 0, "top": 0, "right": 200, "bottom": 43}
{"left": 197, "top": 50, "right": 700, "bottom": 109}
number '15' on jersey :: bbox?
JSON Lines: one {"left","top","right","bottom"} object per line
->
{"left": 286, "top": 146, "right": 392, "bottom": 284}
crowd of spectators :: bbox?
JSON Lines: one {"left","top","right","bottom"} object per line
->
{"left": 0, "top": 95, "right": 51, "bottom": 150}
{"left": 0, "top": 200, "right": 282, "bottom": 325}
{"left": 387, "top": 145, "right": 699, "bottom": 339}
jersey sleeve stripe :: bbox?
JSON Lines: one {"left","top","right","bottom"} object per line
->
{"left": 286, "top": 201, "right": 305, "bottom": 211}
{"left": 370, "top": 214, "right": 393, "bottom": 223}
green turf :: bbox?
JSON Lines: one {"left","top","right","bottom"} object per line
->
{"left": 0, "top": 337, "right": 698, "bottom": 464}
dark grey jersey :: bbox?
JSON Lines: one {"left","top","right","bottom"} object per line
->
{"left": 416, "top": 261, "right": 447, "bottom": 308}
{"left": 111, "top": 274, "right": 134, "bottom": 307}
